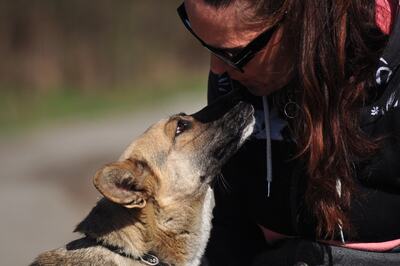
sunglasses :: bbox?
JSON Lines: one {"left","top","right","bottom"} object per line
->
{"left": 177, "top": 2, "right": 281, "bottom": 73}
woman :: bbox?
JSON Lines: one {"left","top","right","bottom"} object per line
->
{"left": 178, "top": 0, "right": 400, "bottom": 265}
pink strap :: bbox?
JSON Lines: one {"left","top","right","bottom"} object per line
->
{"left": 324, "top": 239, "right": 400, "bottom": 252}
{"left": 259, "top": 225, "right": 400, "bottom": 252}
{"left": 376, "top": 0, "right": 398, "bottom": 34}
{"left": 258, "top": 225, "right": 294, "bottom": 244}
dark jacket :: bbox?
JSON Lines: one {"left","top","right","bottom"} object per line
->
{"left": 203, "top": 10, "right": 400, "bottom": 266}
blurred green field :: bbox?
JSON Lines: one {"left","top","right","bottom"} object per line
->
{"left": 0, "top": 74, "right": 207, "bottom": 136}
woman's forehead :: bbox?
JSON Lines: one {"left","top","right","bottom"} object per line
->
{"left": 184, "top": 0, "right": 263, "bottom": 49}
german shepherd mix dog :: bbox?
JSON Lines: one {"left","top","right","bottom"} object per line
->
{"left": 31, "top": 92, "right": 254, "bottom": 266}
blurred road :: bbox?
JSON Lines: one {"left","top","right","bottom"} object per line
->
{"left": 0, "top": 91, "right": 205, "bottom": 266}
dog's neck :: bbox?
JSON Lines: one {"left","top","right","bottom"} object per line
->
{"left": 75, "top": 192, "right": 211, "bottom": 265}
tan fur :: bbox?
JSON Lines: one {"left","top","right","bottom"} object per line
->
{"left": 31, "top": 102, "right": 254, "bottom": 266}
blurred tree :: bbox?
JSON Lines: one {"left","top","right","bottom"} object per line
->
{"left": 0, "top": 0, "right": 208, "bottom": 92}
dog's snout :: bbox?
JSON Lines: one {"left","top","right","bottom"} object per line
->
{"left": 236, "top": 101, "right": 254, "bottom": 115}
{"left": 190, "top": 84, "right": 254, "bottom": 123}
{"left": 191, "top": 98, "right": 254, "bottom": 124}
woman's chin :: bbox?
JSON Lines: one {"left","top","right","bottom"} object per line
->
{"left": 245, "top": 83, "right": 280, "bottom": 96}
{"left": 246, "top": 86, "right": 266, "bottom": 96}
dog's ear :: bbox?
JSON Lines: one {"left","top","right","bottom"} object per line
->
{"left": 93, "top": 159, "right": 150, "bottom": 209}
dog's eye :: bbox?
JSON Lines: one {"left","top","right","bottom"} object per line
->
{"left": 175, "top": 119, "right": 191, "bottom": 136}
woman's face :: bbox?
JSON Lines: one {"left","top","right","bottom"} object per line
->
{"left": 184, "top": 0, "right": 294, "bottom": 96}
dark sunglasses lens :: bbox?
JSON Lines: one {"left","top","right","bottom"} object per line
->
{"left": 178, "top": 3, "right": 246, "bottom": 72}
{"left": 212, "top": 52, "right": 242, "bottom": 70}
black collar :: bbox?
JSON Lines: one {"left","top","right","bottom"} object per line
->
{"left": 102, "top": 243, "right": 171, "bottom": 266}
{"left": 82, "top": 237, "right": 173, "bottom": 266}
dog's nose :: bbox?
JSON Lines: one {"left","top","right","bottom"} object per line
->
{"left": 191, "top": 82, "right": 253, "bottom": 123}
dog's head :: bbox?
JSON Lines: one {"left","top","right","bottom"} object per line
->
{"left": 93, "top": 100, "right": 254, "bottom": 209}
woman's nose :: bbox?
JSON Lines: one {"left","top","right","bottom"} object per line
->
{"left": 210, "top": 54, "right": 230, "bottom": 75}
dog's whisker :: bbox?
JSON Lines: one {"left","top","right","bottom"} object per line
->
{"left": 216, "top": 173, "right": 231, "bottom": 193}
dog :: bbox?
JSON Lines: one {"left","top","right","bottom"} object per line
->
{"left": 30, "top": 96, "right": 255, "bottom": 266}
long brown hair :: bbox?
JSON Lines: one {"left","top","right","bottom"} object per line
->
{"left": 205, "top": 0, "right": 388, "bottom": 239}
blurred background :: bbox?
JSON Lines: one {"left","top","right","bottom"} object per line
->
{"left": 0, "top": 1, "right": 209, "bottom": 265}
